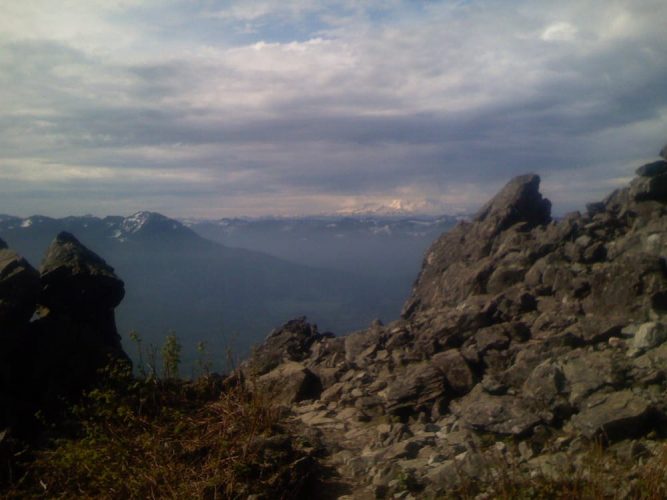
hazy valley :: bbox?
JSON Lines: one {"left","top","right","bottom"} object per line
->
{"left": 0, "top": 212, "right": 458, "bottom": 368}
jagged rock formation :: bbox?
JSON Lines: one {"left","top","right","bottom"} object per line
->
{"left": 0, "top": 238, "right": 40, "bottom": 327}
{"left": 0, "top": 232, "right": 127, "bottom": 433}
{"left": 245, "top": 149, "right": 667, "bottom": 498}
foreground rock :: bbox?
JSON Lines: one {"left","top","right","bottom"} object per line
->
{"left": 40, "top": 232, "right": 125, "bottom": 315}
{"left": 0, "top": 239, "right": 40, "bottom": 327}
{"left": 0, "top": 233, "right": 128, "bottom": 433}
{"left": 245, "top": 146, "right": 667, "bottom": 497}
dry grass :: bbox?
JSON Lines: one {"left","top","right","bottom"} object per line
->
{"left": 442, "top": 438, "right": 667, "bottom": 500}
{"left": 3, "top": 362, "right": 311, "bottom": 499}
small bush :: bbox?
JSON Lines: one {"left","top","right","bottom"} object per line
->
{"left": 161, "top": 332, "right": 182, "bottom": 379}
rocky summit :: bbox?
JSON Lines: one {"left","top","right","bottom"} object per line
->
{"left": 243, "top": 148, "right": 667, "bottom": 498}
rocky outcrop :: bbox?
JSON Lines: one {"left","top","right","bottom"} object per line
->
{"left": 0, "top": 238, "right": 40, "bottom": 327}
{"left": 242, "top": 317, "right": 333, "bottom": 377}
{"left": 40, "top": 232, "right": 125, "bottom": 315}
{"left": 0, "top": 233, "right": 127, "bottom": 433}
{"left": 401, "top": 173, "right": 551, "bottom": 316}
{"left": 244, "top": 146, "right": 667, "bottom": 497}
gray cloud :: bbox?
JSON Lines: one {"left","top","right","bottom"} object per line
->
{"left": 0, "top": 1, "right": 666, "bottom": 217}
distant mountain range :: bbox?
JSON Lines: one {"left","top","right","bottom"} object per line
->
{"left": 183, "top": 214, "right": 461, "bottom": 278}
{"left": 0, "top": 212, "right": 458, "bottom": 370}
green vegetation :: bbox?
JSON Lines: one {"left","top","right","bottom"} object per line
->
{"left": 161, "top": 332, "right": 182, "bottom": 379}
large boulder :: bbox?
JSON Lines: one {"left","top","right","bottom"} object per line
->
{"left": 450, "top": 385, "right": 541, "bottom": 436}
{"left": 0, "top": 240, "right": 40, "bottom": 327}
{"left": 39, "top": 232, "right": 124, "bottom": 315}
{"left": 256, "top": 362, "right": 322, "bottom": 405}
{"left": 569, "top": 390, "right": 655, "bottom": 440}
{"left": 384, "top": 362, "right": 448, "bottom": 416}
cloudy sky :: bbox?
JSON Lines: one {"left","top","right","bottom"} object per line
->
{"left": 1, "top": 0, "right": 666, "bottom": 217}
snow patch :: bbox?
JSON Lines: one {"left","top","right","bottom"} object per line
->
{"left": 370, "top": 225, "right": 392, "bottom": 236}
{"left": 121, "top": 211, "right": 155, "bottom": 234}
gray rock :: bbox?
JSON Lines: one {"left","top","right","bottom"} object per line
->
{"left": 570, "top": 390, "right": 654, "bottom": 440}
{"left": 243, "top": 317, "right": 323, "bottom": 376}
{"left": 451, "top": 385, "right": 541, "bottom": 436}
{"left": 475, "top": 174, "right": 552, "bottom": 231}
{"left": 345, "top": 328, "right": 381, "bottom": 365}
{"left": 526, "top": 452, "right": 571, "bottom": 480}
{"left": 630, "top": 173, "right": 667, "bottom": 202}
{"left": 384, "top": 362, "right": 447, "bottom": 415}
{"left": 472, "top": 325, "right": 510, "bottom": 355}
{"left": 256, "top": 362, "right": 322, "bottom": 405}
{"left": 381, "top": 437, "right": 427, "bottom": 460}
{"left": 522, "top": 361, "right": 566, "bottom": 415}
{"left": 431, "top": 349, "right": 475, "bottom": 395}
{"left": 628, "top": 322, "right": 667, "bottom": 357}
{"left": 636, "top": 160, "right": 667, "bottom": 177}
{"left": 560, "top": 350, "right": 619, "bottom": 406}
{"left": 633, "top": 342, "right": 667, "bottom": 374}
{"left": 586, "top": 202, "right": 606, "bottom": 216}
{"left": 403, "top": 174, "right": 550, "bottom": 317}
{"left": 486, "top": 265, "right": 526, "bottom": 294}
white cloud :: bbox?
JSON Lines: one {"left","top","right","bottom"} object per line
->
{"left": 541, "top": 22, "right": 578, "bottom": 42}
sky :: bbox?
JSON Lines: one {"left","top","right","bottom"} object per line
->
{"left": 1, "top": 0, "right": 666, "bottom": 218}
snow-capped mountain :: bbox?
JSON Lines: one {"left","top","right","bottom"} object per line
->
{"left": 183, "top": 214, "right": 462, "bottom": 240}
{"left": 184, "top": 214, "right": 461, "bottom": 277}
{"left": 0, "top": 211, "right": 199, "bottom": 254}
{"left": 335, "top": 198, "right": 452, "bottom": 217}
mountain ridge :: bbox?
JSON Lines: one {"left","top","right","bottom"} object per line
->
{"left": 0, "top": 211, "right": 411, "bottom": 366}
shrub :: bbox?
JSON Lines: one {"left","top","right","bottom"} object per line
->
{"left": 161, "top": 332, "right": 182, "bottom": 379}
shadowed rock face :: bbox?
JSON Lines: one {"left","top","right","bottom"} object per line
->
{"left": 0, "top": 239, "right": 40, "bottom": 327}
{"left": 474, "top": 174, "right": 551, "bottom": 231}
{"left": 0, "top": 233, "right": 128, "bottom": 434}
{"left": 243, "top": 147, "right": 667, "bottom": 497}
{"left": 630, "top": 159, "right": 667, "bottom": 203}
{"left": 40, "top": 231, "right": 124, "bottom": 314}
